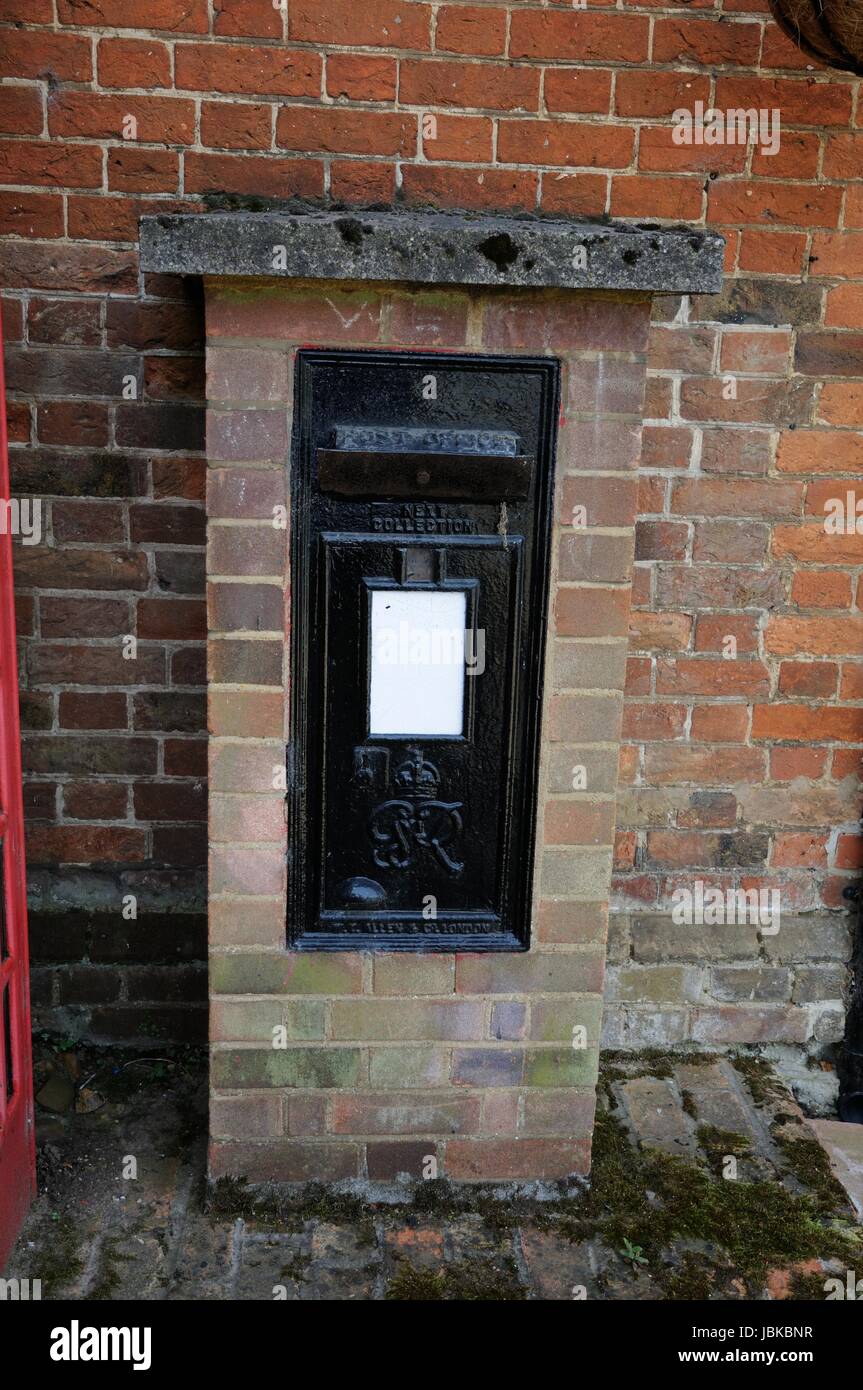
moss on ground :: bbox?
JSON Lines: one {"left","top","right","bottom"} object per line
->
{"left": 696, "top": 1124, "right": 752, "bottom": 1176}
{"left": 385, "top": 1256, "right": 525, "bottom": 1301}
{"left": 771, "top": 1123, "right": 854, "bottom": 1217}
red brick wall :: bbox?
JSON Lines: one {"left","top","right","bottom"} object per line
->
{"left": 1, "top": 0, "right": 861, "bottom": 1045}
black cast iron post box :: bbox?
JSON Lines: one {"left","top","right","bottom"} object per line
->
{"left": 288, "top": 350, "right": 559, "bottom": 951}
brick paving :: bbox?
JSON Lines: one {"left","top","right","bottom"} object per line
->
{"left": 6, "top": 1045, "right": 862, "bottom": 1301}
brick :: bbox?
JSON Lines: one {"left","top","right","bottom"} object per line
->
{"left": 628, "top": 612, "right": 691, "bottom": 653}
{"left": 435, "top": 5, "right": 507, "bottom": 56}
{"left": 330, "top": 159, "right": 396, "bottom": 204}
{"left": 184, "top": 152, "right": 324, "bottom": 199}
{"left": 400, "top": 59, "right": 539, "bottom": 112}
{"left": 213, "top": 0, "right": 282, "bottom": 39}
{"left": 558, "top": 533, "right": 633, "bottom": 584}
{"left": 26, "top": 824, "right": 146, "bottom": 864}
{"left": 210, "top": 1094, "right": 282, "bottom": 1139}
{"left": 209, "top": 1140, "right": 357, "bottom": 1181}
{"left": 611, "top": 175, "right": 703, "bottom": 222}
{"left": 326, "top": 54, "right": 398, "bottom": 102}
{"left": 1, "top": 28, "right": 92, "bottom": 80}
{"left": 58, "top": 692, "right": 127, "bottom": 730}
{"left": 279, "top": 105, "right": 416, "bottom": 156}
{"left": 494, "top": 300, "right": 648, "bottom": 357}
{"left": 653, "top": 15, "right": 762, "bottom": 66}
{"left": 657, "top": 564, "right": 784, "bottom": 610}
{"left": 540, "top": 172, "right": 608, "bottom": 218}
{"left": 175, "top": 42, "right": 320, "bottom": 96}
{"left": 644, "top": 745, "right": 766, "bottom": 784}
{"left": 640, "top": 124, "right": 746, "bottom": 176}
{"left": 423, "top": 113, "right": 492, "bottom": 163}
{"left": 544, "top": 801, "right": 616, "bottom": 847}
{"left": 0, "top": 86, "right": 43, "bottom": 135}
{"left": 212, "top": 1047, "right": 360, "bottom": 1089}
{"left": 690, "top": 705, "right": 750, "bottom": 742}
{"left": 558, "top": 475, "right": 639, "bottom": 528}
{"left": 546, "top": 693, "right": 623, "bottom": 743}
{"left": 498, "top": 120, "right": 633, "bottom": 168}
{"left": 288, "top": 0, "right": 432, "bottom": 50}
{"left": 208, "top": 581, "right": 284, "bottom": 634}
{"left": 331, "top": 1092, "right": 478, "bottom": 1135}
{"left": 49, "top": 93, "right": 195, "bottom": 144}
{"left": 368, "top": 1047, "right": 448, "bottom": 1088}
{"left": 510, "top": 11, "right": 648, "bottom": 63}
{"left": 616, "top": 69, "right": 709, "bottom": 118}
{"left": 752, "top": 705, "right": 863, "bottom": 744}
{"left": 373, "top": 955, "right": 454, "bottom": 996}
{"left": 739, "top": 229, "right": 808, "bottom": 275}
{"left": 445, "top": 1138, "right": 589, "bottom": 1180}
{"left": 207, "top": 286, "right": 381, "bottom": 343}
{"left": 97, "top": 36, "right": 171, "bottom": 88}
{"left": 691, "top": 1007, "right": 808, "bottom": 1045}
{"left": 770, "top": 747, "right": 828, "bottom": 782}
{"left": 108, "top": 148, "right": 179, "bottom": 194}
{"left": 58, "top": 0, "right": 207, "bottom": 27}
{"left": 403, "top": 163, "right": 539, "bottom": 211}
{"left": 38, "top": 401, "right": 109, "bottom": 447}
{"left": 555, "top": 587, "right": 630, "bottom": 639}
{"left": 655, "top": 658, "right": 769, "bottom": 697}
{"left": 621, "top": 702, "right": 686, "bottom": 742}
{"left": 51, "top": 498, "right": 124, "bottom": 541}
{"left": 765, "top": 615, "right": 863, "bottom": 658}
{"left": 543, "top": 67, "right": 612, "bottom": 115}
{"left": 456, "top": 953, "right": 604, "bottom": 995}
{"left": 536, "top": 901, "right": 607, "bottom": 946}
{"left": 209, "top": 638, "right": 282, "bottom": 686}
{"left": 452, "top": 1049, "right": 523, "bottom": 1087}
{"left": 330, "top": 999, "right": 483, "bottom": 1041}
{"left": 0, "top": 139, "right": 102, "bottom": 189}
{"left": 133, "top": 691, "right": 205, "bottom": 732}
{"left": 778, "top": 432, "right": 863, "bottom": 476}
{"left": 209, "top": 690, "right": 283, "bottom": 738}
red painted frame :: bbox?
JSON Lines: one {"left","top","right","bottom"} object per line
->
{"left": 0, "top": 302, "right": 35, "bottom": 1271}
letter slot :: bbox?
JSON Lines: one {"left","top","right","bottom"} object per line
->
{"left": 288, "top": 350, "right": 559, "bottom": 950}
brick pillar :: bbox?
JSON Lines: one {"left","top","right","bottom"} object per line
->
{"left": 204, "top": 277, "right": 650, "bottom": 1183}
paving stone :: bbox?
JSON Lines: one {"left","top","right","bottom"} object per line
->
{"left": 809, "top": 1120, "right": 863, "bottom": 1221}
{"left": 301, "top": 1222, "right": 380, "bottom": 1300}
{"left": 686, "top": 1086, "right": 755, "bottom": 1136}
{"left": 234, "top": 1230, "right": 310, "bottom": 1301}
{"left": 619, "top": 1076, "right": 698, "bottom": 1156}
{"left": 519, "top": 1227, "right": 605, "bottom": 1300}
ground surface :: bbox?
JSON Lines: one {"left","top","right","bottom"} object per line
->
{"left": 6, "top": 1042, "right": 863, "bottom": 1301}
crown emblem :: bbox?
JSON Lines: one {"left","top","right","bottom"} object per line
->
{"left": 393, "top": 749, "right": 440, "bottom": 799}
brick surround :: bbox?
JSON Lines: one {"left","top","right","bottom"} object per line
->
{"left": 206, "top": 278, "right": 650, "bottom": 1182}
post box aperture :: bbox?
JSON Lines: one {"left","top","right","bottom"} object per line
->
{"left": 288, "top": 350, "right": 559, "bottom": 951}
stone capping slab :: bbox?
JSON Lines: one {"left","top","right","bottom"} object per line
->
{"left": 140, "top": 209, "right": 725, "bottom": 295}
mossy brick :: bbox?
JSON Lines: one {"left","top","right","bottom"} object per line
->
{"left": 455, "top": 951, "right": 604, "bottom": 995}
{"left": 210, "top": 952, "right": 363, "bottom": 995}
{"left": 330, "top": 998, "right": 484, "bottom": 1041}
{"left": 372, "top": 953, "right": 455, "bottom": 996}
{"left": 368, "top": 1046, "right": 449, "bottom": 1088}
{"left": 211, "top": 1046, "right": 361, "bottom": 1089}
{"left": 523, "top": 1047, "right": 600, "bottom": 1088}
{"left": 529, "top": 995, "right": 605, "bottom": 1042}
{"left": 211, "top": 998, "right": 325, "bottom": 1042}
